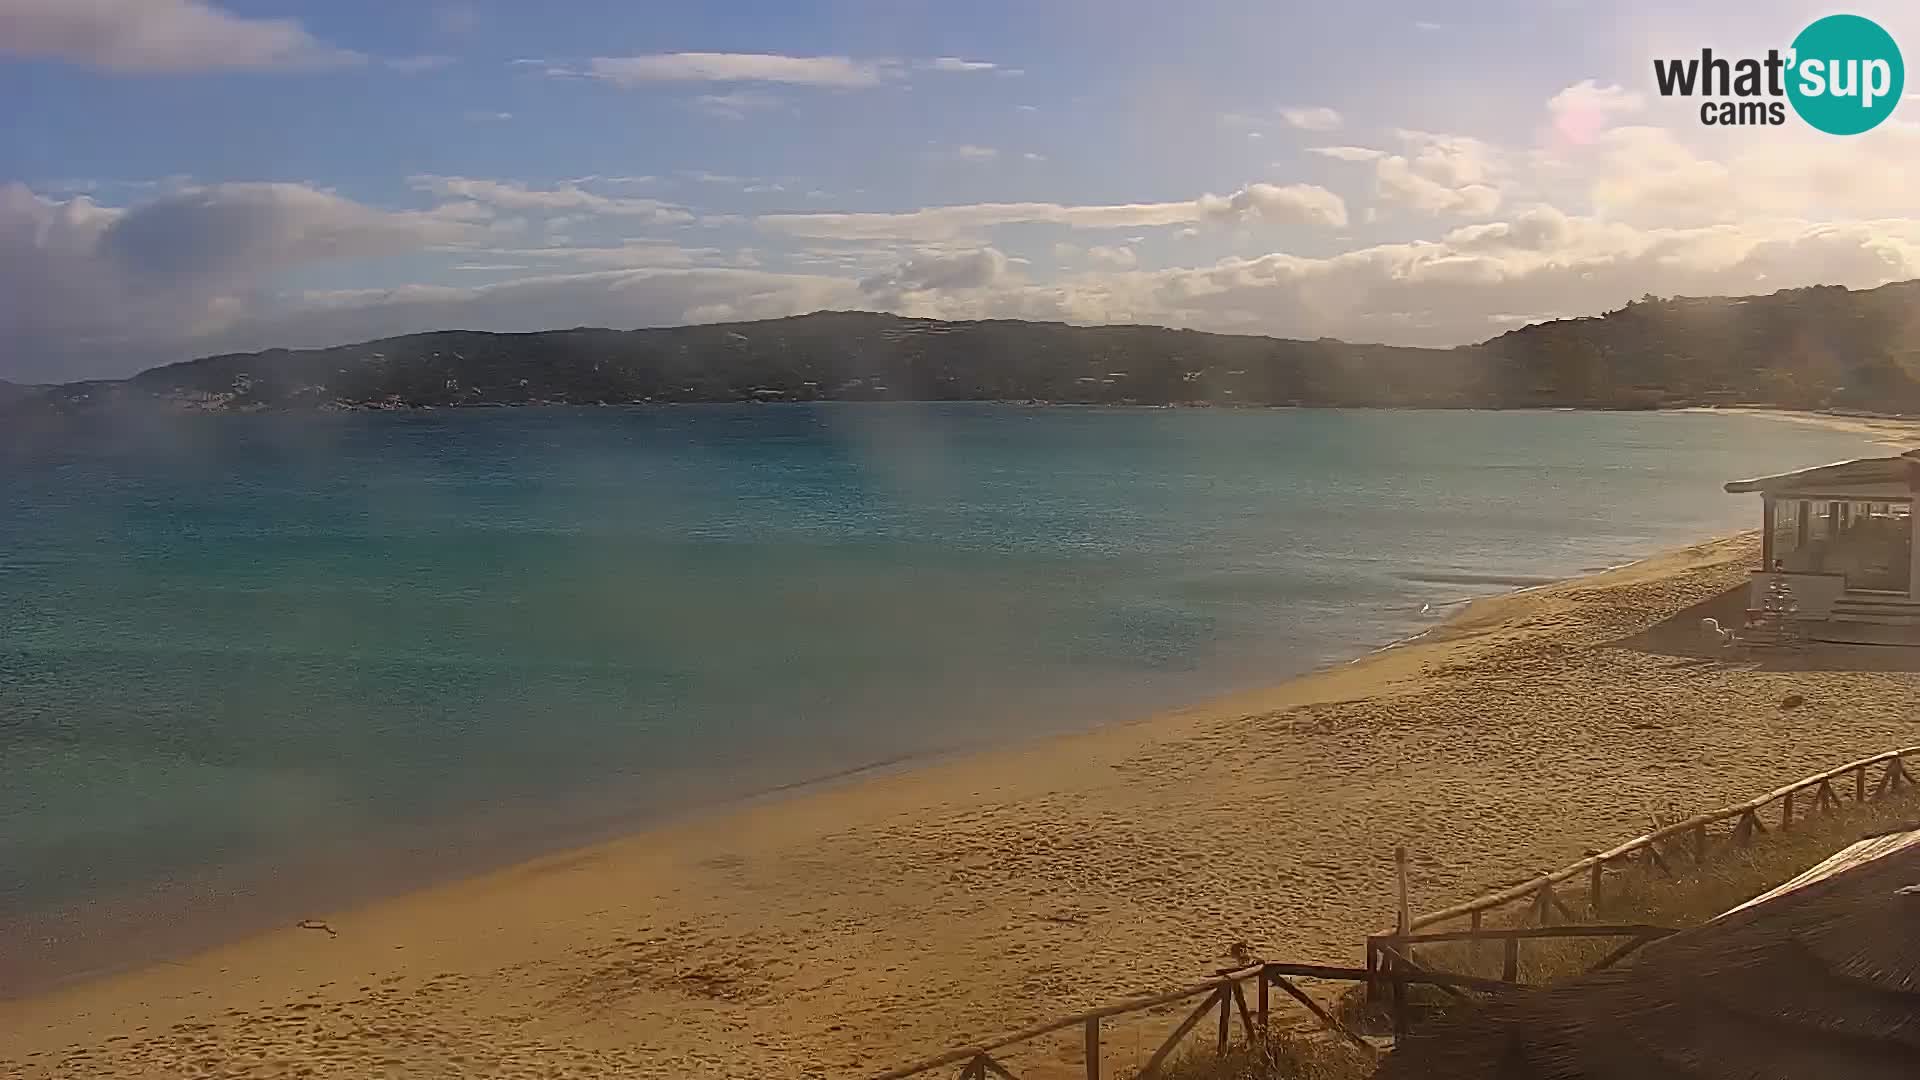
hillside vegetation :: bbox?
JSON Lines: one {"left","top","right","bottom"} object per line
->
{"left": 13, "top": 279, "right": 1920, "bottom": 414}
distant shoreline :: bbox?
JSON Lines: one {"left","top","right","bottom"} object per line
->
{"left": 21, "top": 392, "right": 1920, "bottom": 431}
{"left": 1676, "top": 404, "right": 1920, "bottom": 446}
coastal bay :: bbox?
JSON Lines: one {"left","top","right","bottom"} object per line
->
{"left": 6, "top": 531, "right": 1920, "bottom": 1078}
{"left": 2, "top": 407, "right": 1913, "bottom": 1077}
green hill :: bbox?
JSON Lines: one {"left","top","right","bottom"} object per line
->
{"left": 14, "top": 279, "right": 1920, "bottom": 414}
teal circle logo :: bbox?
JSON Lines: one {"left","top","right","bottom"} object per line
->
{"left": 1787, "top": 14, "right": 1904, "bottom": 135}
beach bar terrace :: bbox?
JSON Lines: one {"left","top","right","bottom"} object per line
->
{"left": 1725, "top": 449, "right": 1920, "bottom": 640}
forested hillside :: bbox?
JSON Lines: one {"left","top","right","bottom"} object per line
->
{"left": 13, "top": 279, "right": 1920, "bottom": 414}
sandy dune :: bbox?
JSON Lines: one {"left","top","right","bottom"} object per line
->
{"left": 5, "top": 533, "right": 1919, "bottom": 1079}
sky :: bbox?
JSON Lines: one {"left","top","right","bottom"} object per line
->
{"left": 4, "top": 0, "right": 1920, "bottom": 381}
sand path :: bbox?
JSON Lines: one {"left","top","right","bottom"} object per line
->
{"left": 5, "top": 534, "right": 1918, "bottom": 1079}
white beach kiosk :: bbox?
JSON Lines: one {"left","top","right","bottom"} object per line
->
{"left": 1725, "top": 449, "right": 1920, "bottom": 639}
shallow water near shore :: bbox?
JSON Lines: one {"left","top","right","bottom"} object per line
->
{"left": 0, "top": 404, "right": 1878, "bottom": 988}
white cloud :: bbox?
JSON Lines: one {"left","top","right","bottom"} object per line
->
{"left": 1196, "top": 183, "right": 1349, "bottom": 228}
{"left": 1414, "top": 20, "right": 1442, "bottom": 31}
{"left": 215, "top": 268, "right": 864, "bottom": 363}
{"left": 952, "top": 145, "right": 999, "bottom": 162}
{"left": 586, "top": 52, "right": 893, "bottom": 87}
{"left": 759, "top": 183, "right": 1345, "bottom": 241}
{"left": 20, "top": 170, "right": 1920, "bottom": 383}
{"left": 869, "top": 215, "right": 1920, "bottom": 346}
{"left": 1576, "top": 122, "right": 1920, "bottom": 227}
{"left": 1023, "top": 152, "right": 1047, "bottom": 162}
{"left": 924, "top": 57, "right": 998, "bottom": 73}
{"left": 406, "top": 176, "right": 693, "bottom": 223}
{"left": 860, "top": 248, "right": 1012, "bottom": 298}
{"left": 0, "top": 182, "right": 480, "bottom": 377}
{"left": 1279, "top": 106, "right": 1343, "bottom": 131}
{"left": 1309, "top": 145, "right": 1387, "bottom": 162}
{"left": 386, "top": 54, "right": 456, "bottom": 74}
{"left": 1371, "top": 130, "right": 1505, "bottom": 216}
{"left": 464, "top": 111, "right": 513, "bottom": 123}
{"left": 1016, "top": 104, "right": 1039, "bottom": 112}
{"left": 691, "top": 90, "right": 784, "bottom": 118}
{"left": 0, "top": 0, "right": 364, "bottom": 72}
{"left": 1394, "top": 129, "right": 1501, "bottom": 186}
{"left": 1547, "top": 79, "right": 1645, "bottom": 143}
{"left": 1375, "top": 157, "right": 1502, "bottom": 215}
{"left": 483, "top": 243, "right": 729, "bottom": 269}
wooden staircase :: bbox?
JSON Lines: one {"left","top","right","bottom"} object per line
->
{"left": 1829, "top": 592, "right": 1920, "bottom": 625}
{"left": 1814, "top": 591, "right": 1920, "bottom": 645}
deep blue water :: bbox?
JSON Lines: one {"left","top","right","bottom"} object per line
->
{"left": 0, "top": 405, "right": 1875, "bottom": 985}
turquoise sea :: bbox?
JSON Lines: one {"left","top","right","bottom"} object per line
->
{"left": 0, "top": 405, "right": 1876, "bottom": 990}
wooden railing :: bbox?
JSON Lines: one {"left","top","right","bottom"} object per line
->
{"left": 1392, "top": 745, "right": 1917, "bottom": 937}
{"left": 864, "top": 960, "right": 1509, "bottom": 1080}
{"left": 864, "top": 744, "right": 1918, "bottom": 1080}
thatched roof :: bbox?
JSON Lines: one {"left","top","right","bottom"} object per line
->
{"left": 1378, "top": 827, "right": 1920, "bottom": 1080}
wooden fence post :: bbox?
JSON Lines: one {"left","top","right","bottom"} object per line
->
{"left": 1644, "top": 842, "right": 1673, "bottom": 879}
{"left": 1782, "top": 789, "right": 1793, "bottom": 831}
{"left": 1533, "top": 880, "right": 1571, "bottom": 925}
{"left": 1502, "top": 935, "right": 1519, "bottom": 983}
{"left": 1693, "top": 822, "right": 1708, "bottom": 864}
{"left": 1588, "top": 861, "right": 1604, "bottom": 914}
{"left": 1267, "top": 971, "right": 1375, "bottom": 1054}
{"left": 1256, "top": 967, "right": 1270, "bottom": 1036}
{"left": 1395, "top": 846, "right": 1411, "bottom": 937}
{"left": 1856, "top": 764, "right": 1868, "bottom": 803}
{"left": 1229, "top": 983, "right": 1253, "bottom": 1043}
{"left": 1216, "top": 984, "right": 1231, "bottom": 1053}
{"left": 1140, "top": 989, "right": 1223, "bottom": 1079}
{"left": 1391, "top": 956, "right": 1408, "bottom": 1039}
{"left": 1084, "top": 1017, "right": 1100, "bottom": 1080}
{"left": 1468, "top": 909, "right": 1484, "bottom": 966}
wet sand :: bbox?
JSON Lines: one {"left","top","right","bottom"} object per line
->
{"left": 5, "top": 533, "right": 1920, "bottom": 1079}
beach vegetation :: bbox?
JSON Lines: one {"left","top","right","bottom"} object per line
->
{"left": 1161, "top": 782, "right": 1916, "bottom": 1079}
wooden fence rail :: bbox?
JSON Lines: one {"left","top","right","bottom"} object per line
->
{"left": 864, "top": 960, "right": 1532, "bottom": 1080}
{"left": 866, "top": 744, "right": 1918, "bottom": 1080}
{"left": 1400, "top": 745, "right": 1917, "bottom": 934}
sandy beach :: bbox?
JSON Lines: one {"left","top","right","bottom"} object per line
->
{"left": 6, "top": 527, "right": 1920, "bottom": 1079}
{"left": 1678, "top": 405, "right": 1920, "bottom": 447}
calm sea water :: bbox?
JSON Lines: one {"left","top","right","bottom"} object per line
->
{"left": 0, "top": 405, "right": 1875, "bottom": 987}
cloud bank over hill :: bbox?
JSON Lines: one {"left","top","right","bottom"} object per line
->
{"left": 6, "top": 0, "right": 1920, "bottom": 380}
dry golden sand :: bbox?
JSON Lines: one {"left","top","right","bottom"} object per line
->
{"left": 5, "top": 534, "right": 1920, "bottom": 1079}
